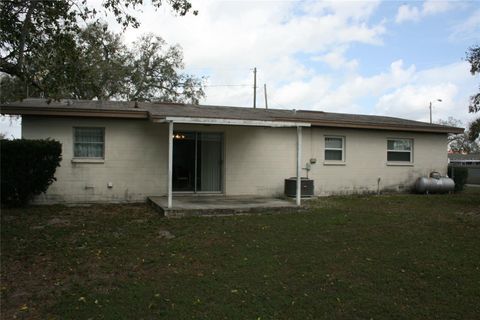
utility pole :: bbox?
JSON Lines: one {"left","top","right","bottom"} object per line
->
{"left": 429, "top": 101, "right": 432, "bottom": 124}
{"left": 253, "top": 67, "right": 257, "bottom": 109}
{"left": 264, "top": 83, "right": 268, "bottom": 109}
{"left": 429, "top": 99, "right": 442, "bottom": 124}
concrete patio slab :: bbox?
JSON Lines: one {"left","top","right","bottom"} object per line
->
{"left": 147, "top": 195, "right": 300, "bottom": 217}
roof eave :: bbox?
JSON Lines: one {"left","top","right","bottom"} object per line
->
{"left": 306, "top": 120, "right": 463, "bottom": 134}
{"left": 1, "top": 105, "right": 463, "bottom": 134}
{"left": 0, "top": 106, "right": 148, "bottom": 119}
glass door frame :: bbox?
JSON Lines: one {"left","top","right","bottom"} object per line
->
{"left": 172, "top": 130, "right": 224, "bottom": 194}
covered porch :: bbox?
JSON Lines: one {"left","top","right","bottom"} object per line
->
{"left": 147, "top": 195, "right": 300, "bottom": 217}
{"left": 152, "top": 115, "right": 311, "bottom": 212}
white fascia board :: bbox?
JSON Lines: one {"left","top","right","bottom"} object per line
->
{"left": 154, "top": 116, "right": 310, "bottom": 127}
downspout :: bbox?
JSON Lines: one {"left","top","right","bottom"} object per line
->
{"left": 168, "top": 121, "right": 173, "bottom": 209}
{"left": 296, "top": 126, "right": 302, "bottom": 206}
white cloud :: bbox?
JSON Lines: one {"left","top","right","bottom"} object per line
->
{"left": 395, "top": 4, "right": 421, "bottom": 23}
{"left": 116, "top": 0, "right": 385, "bottom": 84}
{"left": 375, "top": 62, "right": 478, "bottom": 124}
{"left": 450, "top": 8, "right": 480, "bottom": 41}
{"left": 273, "top": 75, "right": 332, "bottom": 109}
{"left": 422, "top": 0, "right": 453, "bottom": 15}
{"left": 102, "top": 0, "right": 385, "bottom": 110}
{"left": 266, "top": 59, "right": 416, "bottom": 113}
{"left": 395, "top": 0, "right": 453, "bottom": 23}
{"left": 375, "top": 83, "right": 458, "bottom": 121}
{"left": 266, "top": 58, "right": 476, "bottom": 126}
{"left": 303, "top": 0, "right": 381, "bottom": 22}
{"left": 312, "top": 46, "right": 359, "bottom": 71}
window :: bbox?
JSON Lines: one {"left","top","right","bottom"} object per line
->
{"left": 325, "top": 136, "right": 344, "bottom": 161}
{"left": 387, "top": 138, "right": 412, "bottom": 162}
{"left": 74, "top": 127, "right": 105, "bottom": 158}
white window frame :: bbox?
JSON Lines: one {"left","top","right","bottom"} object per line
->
{"left": 324, "top": 135, "right": 345, "bottom": 163}
{"left": 73, "top": 127, "right": 105, "bottom": 160}
{"left": 387, "top": 138, "right": 413, "bottom": 164}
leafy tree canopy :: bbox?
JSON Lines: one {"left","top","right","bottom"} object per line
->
{"left": 466, "top": 45, "right": 480, "bottom": 113}
{"left": 468, "top": 117, "right": 480, "bottom": 143}
{"left": 0, "top": 0, "right": 197, "bottom": 101}
{"left": 437, "top": 117, "right": 479, "bottom": 153}
{"left": 464, "top": 45, "right": 480, "bottom": 144}
{"left": 1, "top": 23, "right": 204, "bottom": 103}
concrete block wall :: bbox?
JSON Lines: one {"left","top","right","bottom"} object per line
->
{"left": 302, "top": 127, "right": 448, "bottom": 195}
{"left": 22, "top": 116, "right": 168, "bottom": 203}
{"left": 22, "top": 116, "right": 448, "bottom": 203}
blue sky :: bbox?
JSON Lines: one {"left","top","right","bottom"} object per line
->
{"left": 355, "top": 1, "right": 473, "bottom": 74}
{"left": 1, "top": 0, "right": 479, "bottom": 137}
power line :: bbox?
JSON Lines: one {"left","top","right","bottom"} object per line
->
{"left": 204, "top": 84, "right": 251, "bottom": 88}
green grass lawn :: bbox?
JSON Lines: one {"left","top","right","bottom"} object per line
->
{"left": 2, "top": 189, "right": 480, "bottom": 319}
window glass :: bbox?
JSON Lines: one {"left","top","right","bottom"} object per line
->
{"left": 74, "top": 128, "right": 104, "bottom": 158}
{"left": 325, "top": 137, "right": 343, "bottom": 149}
{"left": 387, "top": 152, "right": 411, "bottom": 162}
{"left": 387, "top": 139, "right": 412, "bottom": 162}
{"left": 387, "top": 139, "right": 411, "bottom": 151}
{"left": 325, "top": 150, "right": 343, "bottom": 161}
{"left": 325, "top": 136, "right": 344, "bottom": 161}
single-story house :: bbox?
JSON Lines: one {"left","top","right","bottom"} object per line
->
{"left": 1, "top": 98, "right": 462, "bottom": 206}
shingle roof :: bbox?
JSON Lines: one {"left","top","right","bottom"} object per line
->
{"left": 0, "top": 98, "right": 464, "bottom": 134}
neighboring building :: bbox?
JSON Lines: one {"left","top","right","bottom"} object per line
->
{"left": 1, "top": 99, "right": 463, "bottom": 205}
{"left": 448, "top": 153, "right": 480, "bottom": 185}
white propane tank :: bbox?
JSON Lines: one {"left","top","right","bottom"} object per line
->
{"left": 415, "top": 172, "right": 455, "bottom": 194}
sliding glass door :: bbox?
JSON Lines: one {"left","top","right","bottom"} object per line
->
{"left": 172, "top": 132, "right": 223, "bottom": 193}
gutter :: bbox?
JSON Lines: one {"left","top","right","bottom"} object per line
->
{"left": 273, "top": 116, "right": 464, "bottom": 134}
{"left": 0, "top": 106, "right": 149, "bottom": 119}
{"left": 307, "top": 121, "right": 463, "bottom": 134}
{"left": 1, "top": 105, "right": 462, "bottom": 134}
{"left": 152, "top": 116, "right": 311, "bottom": 127}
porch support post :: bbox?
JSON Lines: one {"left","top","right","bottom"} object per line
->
{"left": 168, "top": 121, "right": 173, "bottom": 209}
{"left": 296, "top": 126, "right": 302, "bottom": 206}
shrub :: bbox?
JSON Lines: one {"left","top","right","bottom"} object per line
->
{"left": 1, "top": 139, "right": 62, "bottom": 206}
{"left": 447, "top": 166, "right": 469, "bottom": 192}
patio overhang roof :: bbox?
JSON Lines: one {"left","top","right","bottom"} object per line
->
{"left": 152, "top": 116, "right": 311, "bottom": 127}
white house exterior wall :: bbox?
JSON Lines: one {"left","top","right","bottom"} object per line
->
{"left": 22, "top": 116, "right": 168, "bottom": 203}
{"left": 22, "top": 116, "right": 448, "bottom": 203}
{"left": 304, "top": 127, "right": 447, "bottom": 195}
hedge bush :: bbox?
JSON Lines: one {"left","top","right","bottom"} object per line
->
{"left": 447, "top": 166, "right": 469, "bottom": 192}
{"left": 1, "top": 139, "right": 62, "bottom": 206}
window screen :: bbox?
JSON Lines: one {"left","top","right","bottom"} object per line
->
{"left": 387, "top": 139, "right": 412, "bottom": 162}
{"left": 74, "top": 127, "right": 105, "bottom": 158}
{"left": 325, "top": 136, "right": 344, "bottom": 161}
